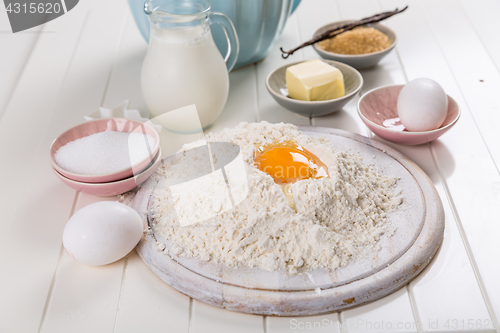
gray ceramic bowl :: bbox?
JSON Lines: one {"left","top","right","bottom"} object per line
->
{"left": 266, "top": 59, "right": 363, "bottom": 117}
{"left": 312, "top": 21, "right": 397, "bottom": 69}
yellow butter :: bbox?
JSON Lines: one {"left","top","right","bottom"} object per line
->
{"left": 286, "top": 59, "right": 345, "bottom": 101}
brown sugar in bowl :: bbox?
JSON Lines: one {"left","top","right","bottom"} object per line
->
{"left": 318, "top": 27, "right": 392, "bottom": 55}
{"left": 313, "top": 20, "right": 397, "bottom": 69}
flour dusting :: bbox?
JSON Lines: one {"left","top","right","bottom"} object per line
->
{"left": 149, "top": 122, "right": 401, "bottom": 273}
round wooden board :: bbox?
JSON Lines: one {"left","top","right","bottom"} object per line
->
{"left": 133, "top": 127, "right": 444, "bottom": 316}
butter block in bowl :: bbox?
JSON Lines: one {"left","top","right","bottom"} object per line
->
{"left": 286, "top": 59, "right": 345, "bottom": 101}
{"left": 266, "top": 59, "right": 363, "bottom": 117}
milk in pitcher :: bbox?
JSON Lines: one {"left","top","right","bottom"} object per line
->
{"left": 142, "top": 22, "right": 229, "bottom": 132}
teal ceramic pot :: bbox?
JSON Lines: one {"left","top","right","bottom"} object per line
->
{"left": 128, "top": 0, "right": 301, "bottom": 69}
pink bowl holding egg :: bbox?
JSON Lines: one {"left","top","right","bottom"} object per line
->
{"left": 50, "top": 118, "right": 160, "bottom": 183}
{"left": 357, "top": 85, "right": 460, "bottom": 145}
{"left": 52, "top": 148, "right": 162, "bottom": 197}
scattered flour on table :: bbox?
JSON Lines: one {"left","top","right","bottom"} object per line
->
{"left": 144, "top": 122, "right": 402, "bottom": 273}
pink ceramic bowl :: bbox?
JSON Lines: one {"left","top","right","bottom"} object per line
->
{"left": 52, "top": 148, "right": 162, "bottom": 197}
{"left": 50, "top": 118, "right": 160, "bottom": 183}
{"left": 358, "top": 85, "right": 460, "bottom": 145}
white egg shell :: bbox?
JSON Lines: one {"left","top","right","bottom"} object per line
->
{"left": 397, "top": 78, "right": 448, "bottom": 132}
{"left": 63, "top": 201, "right": 143, "bottom": 266}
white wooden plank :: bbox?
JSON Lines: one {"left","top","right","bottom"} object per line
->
{"left": 381, "top": 0, "right": 500, "bottom": 327}
{"left": 0, "top": 0, "right": 131, "bottom": 331}
{"left": 207, "top": 65, "right": 259, "bottom": 133}
{"left": 411, "top": 168, "right": 495, "bottom": 332}
{"left": 255, "top": 12, "right": 310, "bottom": 126}
{"left": 295, "top": 0, "right": 340, "bottom": 61}
{"left": 102, "top": 13, "right": 191, "bottom": 333}
{"left": 0, "top": 7, "right": 89, "bottom": 333}
{"left": 295, "top": 0, "right": 366, "bottom": 134}
{"left": 341, "top": 288, "right": 418, "bottom": 333}
{"left": 0, "top": 173, "right": 76, "bottom": 333}
{"left": 421, "top": 0, "right": 500, "bottom": 169}
{"left": 0, "top": 4, "right": 87, "bottom": 250}
{"left": 99, "top": 13, "right": 147, "bottom": 113}
{"left": 190, "top": 300, "right": 264, "bottom": 333}
{"left": 267, "top": 314, "right": 341, "bottom": 333}
{"left": 40, "top": 194, "right": 126, "bottom": 333}
{"left": 372, "top": 138, "right": 495, "bottom": 332}
{"left": 460, "top": 0, "right": 500, "bottom": 74}
{"left": 307, "top": 0, "right": 419, "bottom": 329}
{"left": 113, "top": 251, "right": 190, "bottom": 333}
{"left": 0, "top": 7, "right": 41, "bottom": 120}
{"left": 36, "top": 0, "right": 131, "bottom": 332}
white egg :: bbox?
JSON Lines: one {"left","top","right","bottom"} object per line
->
{"left": 397, "top": 78, "right": 448, "bottom": 132}
{"left": 63, "top": 201, "right": 143, "bottom": 266}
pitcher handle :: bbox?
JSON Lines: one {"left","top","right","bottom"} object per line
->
{"left": 209, "top": 12, "right": 239, "bottom": 73}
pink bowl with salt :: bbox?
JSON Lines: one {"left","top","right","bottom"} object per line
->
{"left": 52, "top": 148, "right": 162, "bottom": 197}
{"left": 50, "top": 118, "right": 160, "bottom": 183}
{"left": 357, "top": 85, "right": 460, "bottom": 146}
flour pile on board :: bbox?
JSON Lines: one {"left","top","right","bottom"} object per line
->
{"left": 150, "top": 122, "right": 401, "bottom": 273}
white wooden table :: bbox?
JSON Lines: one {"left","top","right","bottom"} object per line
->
{"left": 1, "top": 0, "right": 500, "bottom": 332}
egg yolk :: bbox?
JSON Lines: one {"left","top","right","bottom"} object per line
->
{"left": 254, "top": 141, "right": 328, "bottom": 184}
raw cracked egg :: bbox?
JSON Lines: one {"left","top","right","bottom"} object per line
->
{"left": 255, "top": 141, "right": 328, "bottom": 184}
{"left": 63, "top": 201, "right": 143, "bottom": 266}
{"left": 254, "top": 141, "right": 328, "bottom": 208}
{"left": 397, "top": 78, "right": 448, "bottom": 132}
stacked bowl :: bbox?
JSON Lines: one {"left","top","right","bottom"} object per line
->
{"left": 50, "top": 118, "right": 161, "bottom": 197}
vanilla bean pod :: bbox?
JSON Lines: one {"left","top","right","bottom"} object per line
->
{"left": 280, "top": 6, "right": 408, "bottom": 59}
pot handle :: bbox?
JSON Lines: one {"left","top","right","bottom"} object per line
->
{"left": 209, "top": 12, "right": 240, "bottom": 73}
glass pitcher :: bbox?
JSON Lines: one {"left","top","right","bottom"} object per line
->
{"left": 141, "top": 0, "right": 239, "bottom": 131}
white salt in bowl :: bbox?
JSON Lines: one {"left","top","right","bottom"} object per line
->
{"left": 52, "top": 148, "right": 162, "bottom": 197}
{"left": 50, "top": 118, "right": 160, "bottom": 183}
